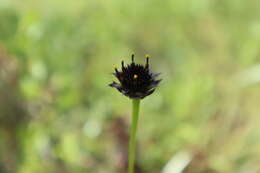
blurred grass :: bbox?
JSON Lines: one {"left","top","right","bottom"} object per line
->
{"left": 0, "top": 0, "right": 260, "bottom": 173}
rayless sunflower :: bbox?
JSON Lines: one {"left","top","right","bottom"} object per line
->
{"left": 109, "top": 54, "right": 161, "bottom": 99}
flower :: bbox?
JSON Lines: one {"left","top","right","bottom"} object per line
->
{"left": 109, "top": 54, "right": 161, "bottom": 99}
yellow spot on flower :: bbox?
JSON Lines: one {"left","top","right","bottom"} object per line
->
{"left": 145, "top": 54, "right": 150, "bottom": 58}
{"left": 134, "top": 74, "right": 138, "bottom": 79}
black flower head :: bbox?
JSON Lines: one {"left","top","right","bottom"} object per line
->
{"left": 109, "top": 54, "right": 161, "bottom": 99}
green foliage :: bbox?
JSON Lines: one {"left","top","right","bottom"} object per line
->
{"left": 0, "top": 0, "right": 260, "bottom": 173}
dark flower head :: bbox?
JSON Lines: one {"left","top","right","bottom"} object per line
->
{"left": 109, "top": 54, "right": 161, "bottom": 99}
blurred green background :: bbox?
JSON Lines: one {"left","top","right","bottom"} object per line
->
{"left": 0, "top": 0, "right": 260, "bottom": 173}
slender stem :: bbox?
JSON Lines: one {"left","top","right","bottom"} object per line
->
{"left": 128, "top": 99, "right": 140, "bottom": 173}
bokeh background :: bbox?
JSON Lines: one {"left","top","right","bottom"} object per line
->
{"left": 1, "top": 0, "right": 260, "bottom": 173}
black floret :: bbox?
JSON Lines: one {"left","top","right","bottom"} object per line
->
{"left": 109, "top": 54, "right": 161, "bottom": 99}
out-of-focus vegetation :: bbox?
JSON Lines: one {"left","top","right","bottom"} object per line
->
{"left": 0, "top": 0, "right": 260, "bottom": 173}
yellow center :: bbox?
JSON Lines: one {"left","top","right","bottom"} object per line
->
{"left": 133, "top": 74, "right": 138, "bottom": 79}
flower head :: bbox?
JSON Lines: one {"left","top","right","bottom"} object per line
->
{"left": 109, "top": 54, "right": 161, "bottom": 99}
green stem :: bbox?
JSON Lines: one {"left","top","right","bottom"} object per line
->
{"left": 128, "top": 99, "right": 140, "bottom": 173}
